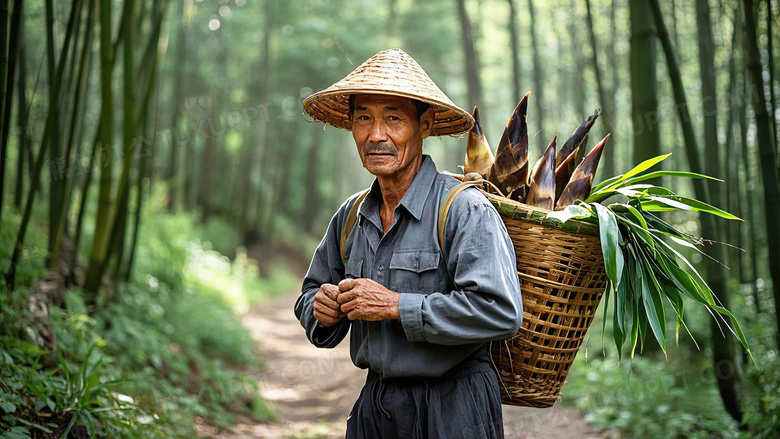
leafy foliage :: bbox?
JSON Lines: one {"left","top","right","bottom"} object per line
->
{"left": 564, "top": 354, "right": 741, "bottom": 439}
{"left": 547, "top": 154, "right": 750, "bottom": 358}
{"left": 0, "top": 207, "right": 295, "bottom": 437}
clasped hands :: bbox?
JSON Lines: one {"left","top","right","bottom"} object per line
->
{"left": 313, "top": 278, "right": 400, "bottom": 327}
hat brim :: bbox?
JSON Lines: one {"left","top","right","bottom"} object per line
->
{"left": 304, "top": 88, "right": 473, "bottom": 137}
{"left": 302, "top": 49, "right": 473, "bottom": 136}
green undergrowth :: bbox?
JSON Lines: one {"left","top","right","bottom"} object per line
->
{"left": 0, "top": 207, "right": 298, "bottom": 438}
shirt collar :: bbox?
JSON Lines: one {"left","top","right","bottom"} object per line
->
{"left": 359, "top": 155, "right": 438, "bottom": 222}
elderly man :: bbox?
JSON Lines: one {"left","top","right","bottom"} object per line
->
{"left": 295, "top": 49, "right": 522, "bottom": 439}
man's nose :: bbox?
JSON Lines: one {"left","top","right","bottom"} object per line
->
{"left": 368, "top": 119, "right": 388, "bottom": 143}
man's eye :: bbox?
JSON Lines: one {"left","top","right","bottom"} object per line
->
{"left": 356, "top": 115, "right": 370, "bottom": 121}
{"left": 388, "top": 115, "right": 400, "bottom": 121}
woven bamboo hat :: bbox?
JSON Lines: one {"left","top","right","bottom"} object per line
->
{"left": 303, "top": 49, "right": 474, "bottom": 136}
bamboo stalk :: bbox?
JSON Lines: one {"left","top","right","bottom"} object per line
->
{"left": 6, "top": 0, "right": 86, "bottom": 289}
{"left": 84, "top": 0, "right": 115, "bottom": 295}
{"left": 49, "top": 0, "right": 87, "bottom": 267}
{"left": 743, "top": 0, "right": 780, "bottom": 349}
{"left": 0, "top": 0, "right": 10, "bottom": 221}
{"left": 13, "top": 26, "right": 25, "bottom": 210}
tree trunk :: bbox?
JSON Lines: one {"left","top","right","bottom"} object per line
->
{"left": 723, "top": 5, "right": 740, "bottom": 275}
{"left": 0, "top": 0, "right": 19, "bottom": 222}
{"left": 629, "top": 0, "right": 660, "bottom": 167}
{"left": 766, "top": 0, "right": 778, "bottom": 153}
{"left": 13, "top": 25, "right": 25, "bottom": 210}
{"left": 696, "top": 0, "right": 722, "bottom": 203}
{"left": 738, "top": 48, "right": 761, "bottom": 313}
{"left": 507, "top": 0, "right": 521, "bottom": 104}
{"left": 45, "top": 0, "right": 66, "bottom": 266}
{"left": 127, "top": 56, "right": 161, "bottom": 281}
{"left": 455, "top": 0, "right": 484, "bottom": 115}
{"left": 168, "top": 0, "right": 187, "bottom": 213}
{"left": 743, "top": 0, "right": 780, "bottom": 349}
{"left": 526, "top": 0, "right": 545, "bottom": 148}
{"left": 584, "top": 0, "right": 615, "bottom": 179}
{"left": 199, "top": 119, "right": 215, "bottom": 223}
{"left": 0, "top": 0, "right": 8, "bottom": 149}
{"left": 6, "top": 0, "right": 81, "bottom": 289}
{"left": 11, "top": 0, "right": 25, "bottom": 211}
{"left": 649, "top": 0, "right": 744, "bottom": 422}
{"left": 568, "top": 0, "right": 585, "bottom": 118}
{"left": 84, "top": 0, "right": 116, "bottom": 295}
{"left": 51, "top": 0, "right": 93, "bottom": 269}
{"left": 607, "top": 0, "right": 619, "bottom": 150}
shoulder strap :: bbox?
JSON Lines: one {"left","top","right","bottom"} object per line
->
{"left": 340, "top": 189, "right": 370, "bottom": 263}
{"left": 437, "top": 181, "right": 484, "bottom": 256}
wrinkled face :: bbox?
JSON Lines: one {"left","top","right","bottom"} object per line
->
{"left": 351, "top": 94, "right": 434, "bottom": 178}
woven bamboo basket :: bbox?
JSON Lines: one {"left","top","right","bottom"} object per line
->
{"left": 483, "top": 191, "right": 609, "bottom": 408}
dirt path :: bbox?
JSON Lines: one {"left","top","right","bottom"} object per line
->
{"left": 197, "top": 292, "right": 608, "bottom": 439}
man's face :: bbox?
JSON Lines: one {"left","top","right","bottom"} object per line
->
{"left": 351, "top": 94, "right": 433, "bottom": 178}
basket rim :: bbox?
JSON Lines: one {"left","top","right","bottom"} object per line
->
{"left": 481, "top": 191, "right": 600, "bottom": 236}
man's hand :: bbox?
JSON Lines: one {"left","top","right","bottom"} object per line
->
{"left": 313, "top": 283, "right": 346, "bottom": 327}
{"left": 337, "top": 278, "right": 400, "bottom": 321}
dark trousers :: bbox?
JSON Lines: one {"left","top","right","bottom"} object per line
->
{"left": 345, "top": 350, "right": 504, "bottom": 439}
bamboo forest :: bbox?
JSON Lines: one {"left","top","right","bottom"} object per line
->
{"left": 1, "top": 0, "right": 779, "bottom": 437}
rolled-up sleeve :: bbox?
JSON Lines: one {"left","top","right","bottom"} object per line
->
{"left": 398, "top": 189, "right": 523, "bottom": 345}
{"left": 294, "top": 199, "right": 353, "bottom": 348}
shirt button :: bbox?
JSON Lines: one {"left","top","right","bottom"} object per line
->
{"left": 378, "top": 264, "right": 384, "bottom": 271}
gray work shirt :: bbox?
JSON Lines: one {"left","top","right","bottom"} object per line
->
{"left": 294, "top": 155, "right": 522, "bottom": 379}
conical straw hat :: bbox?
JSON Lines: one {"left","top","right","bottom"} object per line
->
{"left": 303, "top": 49, "right": 474, "bottom": 136}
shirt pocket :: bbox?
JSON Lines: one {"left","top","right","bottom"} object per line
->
{"left": 344, "top": 257, "right": 363, "bottom": 279}
{"left": 389, "top": 250, "right": 442, "bottom": 294}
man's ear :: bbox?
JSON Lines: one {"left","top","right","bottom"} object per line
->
{"left": 419, "top": 107, "right": 435, "bottom": 139}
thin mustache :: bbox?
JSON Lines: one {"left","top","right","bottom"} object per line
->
{"left": 364, "top": 144, "right": 396, "bottom": 155}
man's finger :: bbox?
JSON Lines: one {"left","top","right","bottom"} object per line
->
{"left": 322, "top": 284, "right": 340, "bottom": 300}
{"left": 336, "top": 289, "right": 355, "bottom": 305}
{"left": 347, "top": 309, "right": 361, "bottom": 321}
{"left": 316, "top": 292, "right": 342, "bottom": 311}
{"left": 315, "top": 314, "right": 338, "bottom": 327}
{"left": 340, "top": 300, "right": 356, "bottom": 313}
{"left": 314, "top": 302, "right": 343, "bottom": 318}
{"left": 338, "top": 278, "right": 356, "bottom": 292}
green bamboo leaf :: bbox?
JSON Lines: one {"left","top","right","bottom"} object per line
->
{"left": 704, "top": 301, "right": 753, "bottom": 357}
{"left": 613, "top": 300, "right": 625, "bottom": 359}
{"left": 640, "top": 196, "right": 741, "bottom": 220}
{"left": 654, "top": 262, "right": 699, "bottom": 350}
{"left": 629, "top": 299, "right": 640, "bottom": 358}
{"left": 591, "top": 173, "right": 626, "bottom": 194}
{"left": 614, "top": 261, "right": 628, "bottom": 333}
{"left": 651, "top": 235, "right": 716, "bottom": 303}
{"left": 590, "top": 155, "right": 673, "bottom": 201}
{"left": 616, "top": 215, "right": 656, "bottom": 252}
{"left": 642, "top": 186, "right": 677, "bottom": 196}
{"left": 637, "top": 253, "right": 667, "bottom": 353}
{"left": 594, "top": 203, "right": 624, "bottom": 288}
{"left": 602, "top": 283, "right": 612, "bottom": 355}
{"left": 598, "top": 153, "right": 672, "bottom": 192}
{"left": 623, "top": 184, "right": 656, "bottom": 190}
{"left": 616, "top": 187, "right": 643, "bottom": 198}
{"left": 621, "top": 170, "right": 723, "bottom": 187}
{"left": 667, "top": 195, "right": 741, "bottom": 220}
{"left": 646, "top": 196, "right": 692, "bottom": 210}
